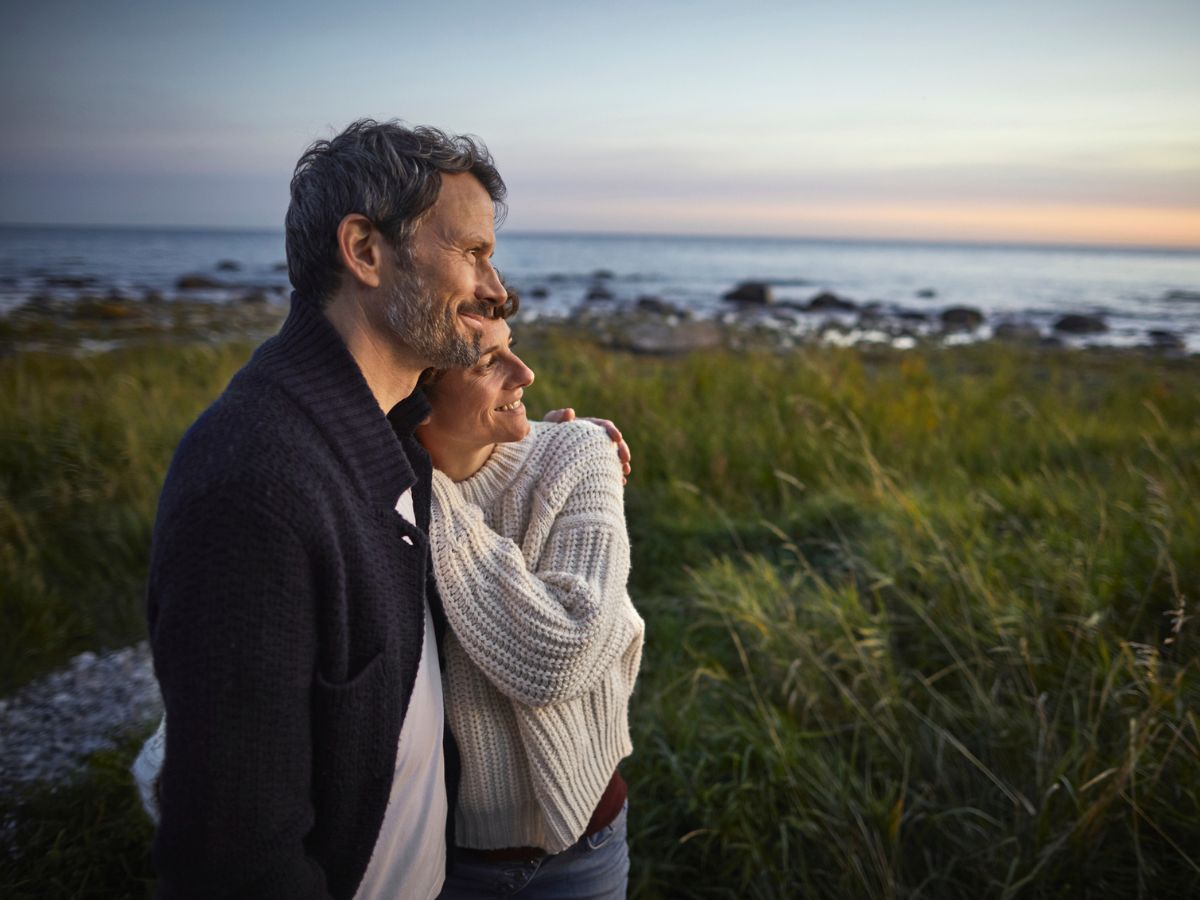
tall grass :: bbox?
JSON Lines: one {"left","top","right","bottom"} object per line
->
{"left": 0, "top": 344, "right": 253, "bottom": 693}
{"left": 2, "top": 334, "right": 1197, "bottom": 897}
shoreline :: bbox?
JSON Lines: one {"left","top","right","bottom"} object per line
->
{"left": 2, "top": 290, "right": 1196, "bottom": 360}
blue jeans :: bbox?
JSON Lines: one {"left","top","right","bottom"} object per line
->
{"left": 437, "top": 802, "right": 629, "bottom": 899}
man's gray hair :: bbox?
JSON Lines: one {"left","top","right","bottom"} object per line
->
{"left": 285, "top": 118, "right": 506, "bottom": 307}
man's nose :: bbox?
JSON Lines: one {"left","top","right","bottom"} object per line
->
{"left": 477, "top": 258, "right": 505, "bottom": 304}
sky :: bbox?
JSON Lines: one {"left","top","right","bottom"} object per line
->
{"left": 1, "top": 0, "right": 1198, "bottom": 247}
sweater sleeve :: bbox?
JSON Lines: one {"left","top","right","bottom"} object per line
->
{"left": 148, "top": 484, "right": 330, "bottom": 900}
{"left": 428, "top": 430, "right": 636, "bottom": 709}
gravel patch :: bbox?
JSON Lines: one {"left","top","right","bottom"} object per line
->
{"left": 0, "top": 643, "right": 162, "bottom": 796}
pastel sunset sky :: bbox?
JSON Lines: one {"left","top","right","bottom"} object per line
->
{"left": 1, "top": 0, "right": 1197, "bottom": 247}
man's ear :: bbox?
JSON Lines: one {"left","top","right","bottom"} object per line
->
{"left": 336, "top": 213, "right": 385, "bottom": 289}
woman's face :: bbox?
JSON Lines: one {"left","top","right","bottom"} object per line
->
{"left": 424, "top": 317, "right": 534, "bottom": 449}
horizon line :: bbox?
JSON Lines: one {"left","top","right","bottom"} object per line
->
{"left": 0, "top": 220, "right": 1197, "bottom": 255}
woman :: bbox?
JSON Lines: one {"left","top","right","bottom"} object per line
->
{"left": 134, "top": 314, "right": 643, "bottom": 898}
{"left": 419, "top": 314, "right": 643, "bottom": 898}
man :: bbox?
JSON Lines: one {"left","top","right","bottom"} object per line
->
{"left": 147, "top": 119, "right": 626, "bottom": 899}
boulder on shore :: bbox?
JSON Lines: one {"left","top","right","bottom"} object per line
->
{"left": 617, "top": 319, "right": 722, "bottom": 355}
{"left": 805, "top": 291, "right": 857, "bottom": 312}
{"left": 176, "top": 274, "right": 223, "bottom": 290}
{"left": 940, "top": 306, "right": 985, "bottom": 331}
{"left": 722, "top": 282, "right": 773, "bottom": 304}
{"left": 1054, "top": 314, "right": 1108, "bottom": 334}
{"left": 636, "top": 296, "right": 683, "bottom": 316}
{"left": 43, "top": 275, "right": 98, "bottom": 289}
{"left": 993, "top": 320, "right": 1041, "bottom": 343}
{"left": 585, "top": 284, "right": 614, "bottom": 301}
{"left": 1147, "top": 329, "right": 1185, "bottom": 350}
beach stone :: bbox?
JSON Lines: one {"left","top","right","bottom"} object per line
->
{"left": 898, "top": 310, "right": 929, "bottom": 322}
{"left": 216, "top": 260, "right": 241, "bottom": 272}
{"left": 1147, "top": 329, "right": 1185, "bottom": 350}
{"left": 16, "top": 293, "right": 69, "bottom": 316}
{"left": 1054, "top": 314, "right": 1108, "bottom": 334}
{"left": 176, "top": 274, "right": 222, "bottom": 290}
{"left": 0, "top": 642, "right": 162, "bottom": 795}
{"left": 722, "top": 281, "right": 773, "bottom": 304}
{"left": 586, "top": 284, "right": 614, "bottom": 301}
{"left": 993, "top": 320, "right": 1041, "bottom": 343}
{"left": 636, "top": 296, "right": 682, "bottom": 316}
{"left": 915, "top": 288, "right": 937, "bottom": 299}
{"left": 940, "top": 306, "right": 985, "bottom": 331}
{"left": 43, "top": 275, "right": 98, "bottom": 289}
{"left": 805, "top": 291, "right": 857, "bottom": 312}
{"left": 74, "top": 297, "right": 138, "bottom": 320}
{"left": 618, "top": 319, "right": 722, "bottom": 355}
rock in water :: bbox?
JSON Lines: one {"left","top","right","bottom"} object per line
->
{"left": 636, "top": 296, "right": 682, "bottom": 316}
{"left": 1054, "top": 314, "right": 1108, "bottom": 334}
{"left": 1147, "top": 329, "right": 1185, "bottom": 350}
{"left": 722, "top": 282, "right": 773, "bottom": 304}
{"left": 805, "top": 291, "right": 857, "bottom": 312}
{"left": 993, "top": 320, "right": 1041, "bottom": 343}
{"left": 216, "top": 260, "right": 241, "bottom": 272}
{"left": 940, "top": 306, "right": 985, "bottom": 331}
{"left": 176, "top": 274, "right": 223, "bottom": 290}
{"left": 915, "top": 288, "right": 937, "bottom": 299}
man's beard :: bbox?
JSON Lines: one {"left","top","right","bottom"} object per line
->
{"left": 382, "top": 267, "right": 482, "bottom": 369}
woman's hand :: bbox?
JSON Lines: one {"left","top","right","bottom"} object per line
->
{"left": 543, "top": 408, "right": 631, "bottom": 484}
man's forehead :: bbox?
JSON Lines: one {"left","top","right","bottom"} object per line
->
{"left": 434, "top": 174, "right": 493, "bottom": 218}
{"left": 417, "top": 173, "right": 495, "bottom": 244}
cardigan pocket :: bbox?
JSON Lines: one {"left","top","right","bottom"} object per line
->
{"left": 311, "top": 648, "right": 395, "bottom": 785}
{"left": 314, "top": 647, "right": 386, "bottom": 695}
{"left": 308, "top": 646, "right": 398, "bottom": 889}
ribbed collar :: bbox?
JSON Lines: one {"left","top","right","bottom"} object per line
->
{"left": 248, "top": 292, "right": 417, "bottom": 510}
{"left": 454, "top": 421, "right": 543, "bottom": 509}
{"left": 388, "top": 386, "right": 432, "bottom": 437}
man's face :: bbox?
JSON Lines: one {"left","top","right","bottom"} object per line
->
{"left": 381, "top": 172, "right": 505, "bottom": 369}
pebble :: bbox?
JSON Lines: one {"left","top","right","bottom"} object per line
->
{"left": 0, "top": 643, "right": 162, "bottom": 795}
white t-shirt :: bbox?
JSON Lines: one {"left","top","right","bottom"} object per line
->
{"left": 354, "top": 490, "right": 448, "bottom": 900}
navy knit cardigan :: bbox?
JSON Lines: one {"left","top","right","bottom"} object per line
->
{"left": 148, "top": 295, "right": 447, "bottom": 899}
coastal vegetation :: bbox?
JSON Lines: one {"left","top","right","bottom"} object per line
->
{"left": 2, "top": 329, "right": 1197, "bottom": 897}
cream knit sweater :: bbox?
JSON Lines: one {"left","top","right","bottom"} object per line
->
{"left": 429, "top": 420, "right": 644, "bottom": 854}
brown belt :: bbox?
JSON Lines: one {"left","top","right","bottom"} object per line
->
{"left": 459, "top": 771, "right": 627, "bottom": 864}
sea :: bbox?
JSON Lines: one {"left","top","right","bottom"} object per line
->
{"left": 2, "top": 224, "right": 1199, "bottom": 353}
